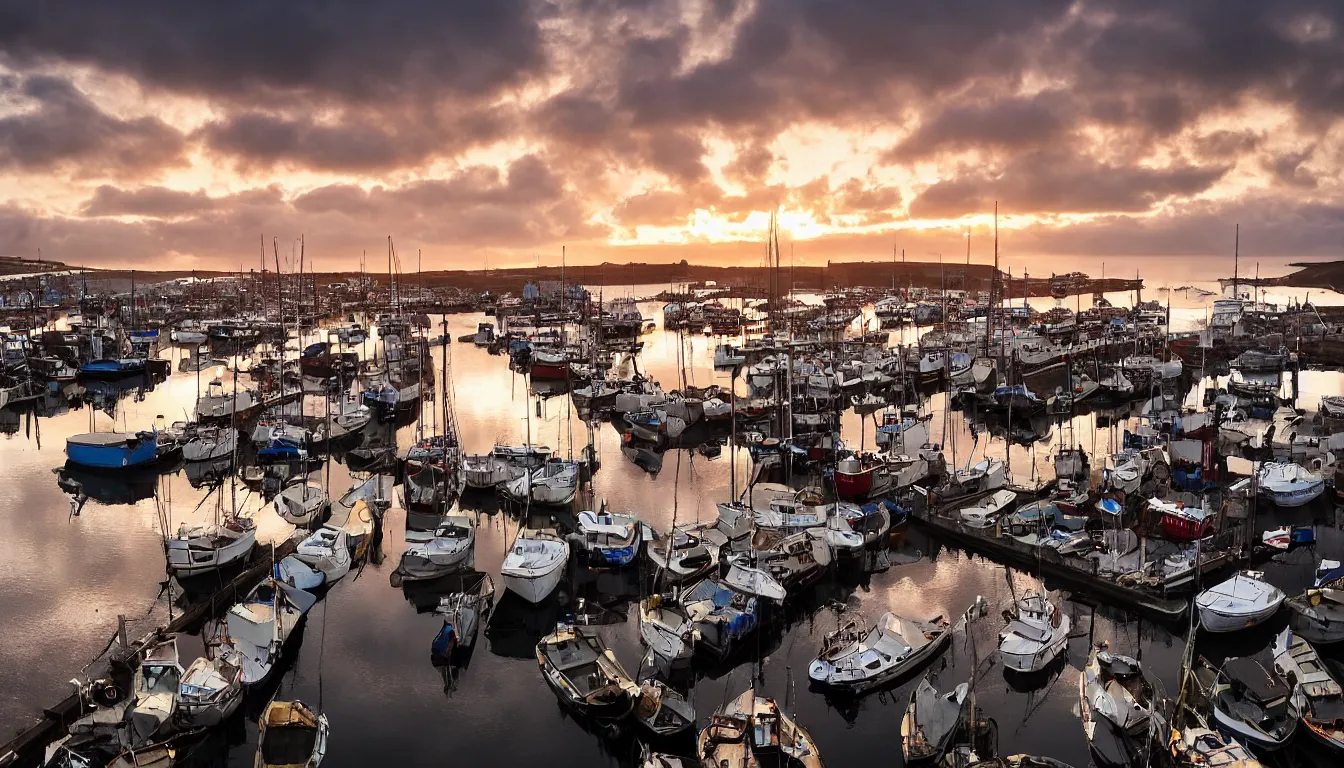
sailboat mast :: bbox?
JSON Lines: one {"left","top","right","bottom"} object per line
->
{"left": 1233, "top": 223, "right": 1240, "bottom": 299}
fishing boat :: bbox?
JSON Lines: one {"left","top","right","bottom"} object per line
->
{"left": 360, "top": 381, "right": 397, "bottom": 422}
{"left": 1078, "top": 645, "right": 1158, "bottom": 767}
{"left": 1192, "top": 656, "right": 1297, "bottom": 751}
{"left": 181, "top": 426, "right": 237, "bottom": 462}
{"left": 957, "top": 489, "right": 1018, "bottom": 529}
{"left": 730, "top": 528, "right": 832, "bottom": 590}
{"left": 835, "top": 452, "right": 894, "bottom": 501}
{"left": 126, "top": 635, "right": 182, "bottom": 744}
{"left": 901, "top": 675, "right": 970, "bottom": 763}
{"left": 808, "top": 610, "right": 952, "bottom": 692}
{"left": 108, "top": 746, "right": 174, "bottom": 768}
{"left": 1272, "top": 628, "right": 1344, "bottom": 752}
{"left": 697, "top": 688, "right": 823, "bottom": 768}
{"left": 1167, "top": 725, "right": 1262, "bottom": 768}
{"left": 273, "top": 481, "right": 328, "bottom": 526}
{"left": 1195, "top": 571, "right": 1284, "bottom": 633}
{"left": 645, "top": 524, "right": 720, "bottom": 584}
{"left": 930, "top": 457, "right": 1006, "bottom": 505}
{"left": 402, "top": 459, "right": 445, "bottom": 512}
{"left": 998, "top": 591, "right": 1071, "bottom": 674}
{"left": 255, "top": 699, "right": 328, "bottom": 768}
{"left": 166, "top": 516, "right": 257, "bottom": 578}
{"left": 394, "top": 516, "right": 475, "bottom": 583}
{"left": 1287, "top": 569, "right": 1344, "bottom": 645}
{"left": 1150, "top": 498, "right": 1215, "bottom": 542}
{"left": 500, "top": 529, "right": 569, "bottom": 603}
{"left": 639, "top": 593, "right": 699, "bottom": 670}
{"left": 529, "top": 349, "right": 570, "bottom": 380}
{"left": 1257, "top": 462, "right": 1324, "bottom": 507}
{"left": 78, "top": 358, "right": 146, "bottom": 379}
{"left": 195, "top": 380, "right": 260, "bottom": 423}
{"left": 635, "top": 679, "right": 695, "bottom": 736}
{"left": 177, "top": 654, "right": 244, "bottom": 728}
{"left": 574, "top": 506, "right": 643, "bottom": 567}
{"left": 431, "top": 574, "right": 495, "bottom": 660}
{"left": 536, "top": 623, "right": 637, "bottom": 720}
{"left": 65, "top": 430, "right": 159, "bottom": 469}
{"left": 221, "top": 577, "right": 317, "bottom": 684}
{"left": 294, "top": 526, "right": 353, "bottom": 584}
{"left": 463, "top": 453, "right": 520, "bottom": 488}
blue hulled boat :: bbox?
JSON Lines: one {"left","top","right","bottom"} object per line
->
{"left": 79, "top": 358, "right": 147, "bottom": 379}
{"left": 66, "top": 430, "right": 159, "bottom": 469}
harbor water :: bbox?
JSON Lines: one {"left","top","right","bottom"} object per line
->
{"left": 2, "top": 285, "right": 1343, "bottom": 767}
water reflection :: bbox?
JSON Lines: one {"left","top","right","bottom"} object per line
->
{"left": 3, "top": 298, "right": 1344, "bottom": 768}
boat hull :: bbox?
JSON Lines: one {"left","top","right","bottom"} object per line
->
{"left": 1197, "top": 602, "right": 1282, "bottom": 633}
{"left": 66, "top": 434, "right": 159, "bottom": 469}
{"left": 502, "top": 560, "right": 566, "bottom": 604}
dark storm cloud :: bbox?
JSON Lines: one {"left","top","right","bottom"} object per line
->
{"left": 80, "top": 185, "right": 215, "bottom": 217}
{"left": 0, "top": 1, "right": 544, "bottom": 103}
{"left": 888, "top": 91, "right": 1074, "bottom": 162}
{"left": 1, "top": 0, "right": 1341, "bottom": 266}
{"left": 909, "top": 152, "right": 1231, "bottom": 219}
{"left": 0, "top": 76, "right": 185, "bottom": 175}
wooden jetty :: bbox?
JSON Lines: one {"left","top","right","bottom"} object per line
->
{"left": 0, "top": 535, "right": 300, "bottom": 768}
{"left": 910, "top": 500, "right": 1241, "bottom": 623}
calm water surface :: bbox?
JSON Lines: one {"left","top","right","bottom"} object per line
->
{"left": 1, "top": 292, "right": 1342, "bottom": 767}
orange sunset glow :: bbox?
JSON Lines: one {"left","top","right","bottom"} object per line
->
{"left": 0, "top": 1, "right": 1341, "bottom": 271}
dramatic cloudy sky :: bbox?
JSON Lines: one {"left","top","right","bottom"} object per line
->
{"left": 0, "top": 0, "right": 1341, "bottom": 272}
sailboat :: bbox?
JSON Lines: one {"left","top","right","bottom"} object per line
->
{"left": 167, "top": 452, "right": 256, "bottom": 578}
{"left": 167, "top": 515, "right": 256, "bottom": 578}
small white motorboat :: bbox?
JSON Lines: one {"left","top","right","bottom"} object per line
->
{"left": 901, "top": 675, "right": 970, "bottom": 762}
{"left": 1258, "top": 461, "right": 1325, "bottom": 507}
{"left": 394, "top": 516, "right": 476, "bottom": 583}
{"left": 957, "top": 489, "right": 1018, "bottom": 529}
{"left": 504, "top": 458, "right": 580, "bottom": 506}
{"left": 808, "top": 611, "right": 952, "bottom": 692}
{"left": 639, "top": 593, "right": 699, "bottom": 670}
{"left": 998, "top": 591, "right": 1071, "bottom": 673}
{"left": 294, "top": 526, "right": 353, "bottom": 584}
{"left": 645, "top": 524, "right": 719, "bottom": 584}
{"left": 500, "top": 529, "right": 569, "bottom": 603}
{"left": 722, "top": 563, "right": 787, "bottom": 602}
{"left": 127, "top": 635, "right": 182, "bottom": 744}
{"left": 1196, "top": 571, "right": 1285, "bottom": 633}
{"left": 177, "top": 654, "right": 244, "bottom": 728}
{"left": 273, "top": 481, "right": 328, "bottom": 526}
{"left": 1078, "top": 645, "right": 1157, "bottom": 768}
